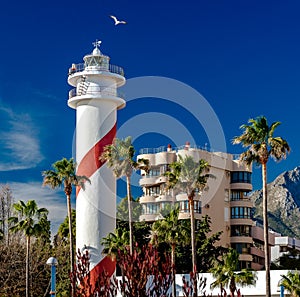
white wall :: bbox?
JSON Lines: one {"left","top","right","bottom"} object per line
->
{"left": 116, "top": 270, "right": 290, "bottom": 297}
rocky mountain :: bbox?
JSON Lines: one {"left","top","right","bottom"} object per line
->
{"left": 250, "top": 166, "right": 300, "bottom": 238}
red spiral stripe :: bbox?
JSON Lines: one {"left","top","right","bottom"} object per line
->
{"left": 76, "top": 124, "right": 116, "bottom": 196}
{"left": 76, "top": 123, "right": 117, "bottom": 289}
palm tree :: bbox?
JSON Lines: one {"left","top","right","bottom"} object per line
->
{"left": 101, "top": 136, "right": 149, "bottom": 255}
{"left": 233, "top": 116, "right": 290, "bottom": 297}
{"left": 8, "top": 200, "right": 48, "bottom": 297}
{"left": 280, "top": 271, "right": 300, "bottom": 297}
{"left": 151, "top": 206, "right": 189, "bottom": 297}
{"left": 101, "top": 227, "right": 129, "bottom": 260}
{"left": 42, "top": 157, "right": 89, "bottom": 295}
{"left": 165, "top": 155, "right": 210, "bottom": 297}
{"left": 210, "top": 248, "right": 257, "bottom": 297}
{"left": 165, "top": 155, "right": 210, "bottom": 273}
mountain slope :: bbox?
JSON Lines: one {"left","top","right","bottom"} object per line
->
{"left": 250, "top": 166, "right": 300, "bottom": 238}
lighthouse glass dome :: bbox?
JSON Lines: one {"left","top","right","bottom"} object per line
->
{"left": 83, "top": 52, "right": 110, "bottom": 71}
{"left": 68, "top": 42, "right": 124, "bottom": 77}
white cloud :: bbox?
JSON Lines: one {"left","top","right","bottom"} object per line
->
{"left": 9, "top": 181, "right": 68, "bottom": 236}
{"left": 0, "top": 104, "right": 44, "bottom": 171}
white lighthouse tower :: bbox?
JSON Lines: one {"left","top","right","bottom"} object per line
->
{"left": 67, "top": 40, "right": 125, "bottom": 283}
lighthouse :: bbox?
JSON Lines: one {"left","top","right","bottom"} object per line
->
{"left": 67, "top": 40, "right": 125, "bottom": 282}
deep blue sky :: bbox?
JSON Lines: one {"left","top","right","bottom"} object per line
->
{"left": 0, "top": 0, "right": 299, "bottom": 234}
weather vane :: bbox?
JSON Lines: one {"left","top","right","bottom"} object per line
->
{"left": 93, "top": 39, "right": 102, "bottom": 49}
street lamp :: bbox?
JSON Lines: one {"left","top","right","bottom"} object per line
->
{"left": 46, "top": 257, "right": 58, "bottom": 296}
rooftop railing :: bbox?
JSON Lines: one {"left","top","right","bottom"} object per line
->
{"left": 139, "top": 144, "right": 214, "bottom": 155}
{"left": 68, "top": 63, "right": 124, "bottom": 77}
{"left": 139, "top": 145, "right": 241, "bottom": 159}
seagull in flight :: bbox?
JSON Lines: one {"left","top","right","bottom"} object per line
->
{"left": 110, "top": 15, "right": 127, "bottom": 26}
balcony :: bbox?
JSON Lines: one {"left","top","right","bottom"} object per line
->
{"left": 139, "top": 195, "right": 156, "bottom": 203}
{"left": 231, "top": 218, "right": 253, "bottom": 226}
{"left": 252, "top": 225, "right": 275, "bottom": 245}
{"left": 251, "top": 246, "right": 265, "bottom": 258}
{"left": 139, "top": 175, "right": 166, "bottom": 186}
{"left": 155, "top": 194, "right": 173, "bottom": 203}
{"left": 251, "top": 262, "right": 264, "bottom": 270}
{"left": 230, "top": 182, "right": 252, "bottom": 191}
{"left": 139, "top": 213, "right": 160, "bottom": 222}
{"left": 239, "top": 253, "right": 253, "bottom": 262}
{"left": 230, "top": 199, "right": 253, "bottom": 208}
{"left": 175, "top": 192, "right": 201, "bottom": 201}
{"left": 68, "top": 63, "right": 124, "bottom": 77}
{"left": 230, "top": 236, "right": 253, "bottom": 244}
{"left": 178, "top": 212, "right": 202, "bottom": 220}
{"left": 68, "top": 86, "right": 125, "bottom": 100}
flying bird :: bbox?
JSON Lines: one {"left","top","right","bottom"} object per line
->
{"left": 110, "top": 15, "right": 127, "bottom": 26}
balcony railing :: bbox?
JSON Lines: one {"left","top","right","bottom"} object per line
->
{"left": 138, "top": 144, "right": 237, "bottom": 157}
{"left": 68, "top": 87, "right": 125, "bottom": 99}
{"left": 68, "top": 63, "right": 124, "bottom": 77}
{"left": 230, "top": 197, "right": 251, "bottom": 201}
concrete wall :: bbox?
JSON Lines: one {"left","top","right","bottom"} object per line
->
{"left": 116, "top": 270, "right": 290, "bottom": 297}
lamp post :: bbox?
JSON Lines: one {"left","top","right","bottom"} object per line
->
{"left": 46, "top": 257, "right": 58, "bottom": 296}
{"left": 280, "top": 285, "right": 284, "bottom": 297}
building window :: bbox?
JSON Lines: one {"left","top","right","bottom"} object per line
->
{"left": 231, "top": 172, "right": 252, "bottom": 184}
{"left": 179, "top": 201, "right": 189, "bottom": 213}
{"left": 194, "top": 201, "right": 201, "bottom": 214}
{"left": 142, "top": 203, "right": 158, "bottom": 215}
{"left": 179, "top": 200, "right": 201, "bottom": 214}
{"left": 231, "top": 243, "right": 251, "bottom": 254}
{"left": 160, "top": 202, "right": 172, "bottom": 211}
{"left": 230, "top": 190, "right": 250, "bottom": 201}
{"left": 145, "top": 186, "right": 161, "bottom": 196}
{"left": 253, "top": 241, "right": 264, "bottom": 251}
{"left": 280, "top": 246, "right": 288, "bottom": 253}
{"left": 148, "top": 168, "right": 160, "bottom": 177}
{"left": 231, "top": 207, "right": 251, "bottom": 219}
{"left": 160, "top": 164, "right": 170, "bottom": 174}
{"left": 252, "top": 255, "right": 264, "bottom": 265}
{"left": 231, "top": 225, "right": 251, "bottom": 237}
{"left": 239, "top": 261, "right": 251, "bottom": 270}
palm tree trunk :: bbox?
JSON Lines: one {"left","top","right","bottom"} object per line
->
{"left": 67, "top": 194, "right": 75, "bottom": 297}
{"left": 171, "top": 243, "right": 176, "bottom": 297}
{"left": 230, "top": 277, "right": 236, "bottom": 297}
{"left": 262, "top": 163, "right": 271, "bottom": 297}
{"left": 189, "top": 194, "right": 197, "bottom": 297}
{"left": 26, "top": 236, "right": 30, "bottom": 297}
{"left": 189, "top": 197, "right": 197, "bottom": 272}
{"left": 126, "top": 175, "right": 134, "bottom": 255}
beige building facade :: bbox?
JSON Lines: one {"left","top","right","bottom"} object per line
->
{"left": 137, "top": 142, "right": 273, "bottom": 270}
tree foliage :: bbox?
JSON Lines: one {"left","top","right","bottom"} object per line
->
{"left": 43, "top": 157, "right": 90, "bottom": 297}
{"left": 0, "top": 197, "right": 51, "bottom": 297}
{"left": 101, "top": 136, "right": 149, "bottom": 255}
{"left": 164, "top": 154, "right": 211, "bottom": 277}
{"left": 53, "top": 210, "right": 76, "bottom": 296}
{"left": 151, "top": 206, "right": 190, "bottom": 297}
{"left": 72, "top": 244, "right": 172, "bottom": 297}
{"left": 210, "top": 248, "right": 257, "bottom": 297}
{"left": 280, "top": 270, "right": 300, "bottom": 297}
{"left": 233, "top": 115, "right": 290, "bottom": 297}
{"left": 9, "top": 200, "right": 49, "bottom": 297}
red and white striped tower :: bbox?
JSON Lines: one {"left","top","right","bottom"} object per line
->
{"left": 67, "top": 40, "right": 125, "bottom": 284}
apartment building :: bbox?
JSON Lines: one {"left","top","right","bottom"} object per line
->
{"left": 271, "top": 236, "right": 300, "bottom": 264}
{"left": 137, "top": 142, "right": 273, "bottom": 270}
